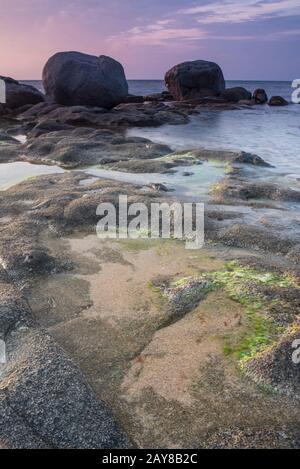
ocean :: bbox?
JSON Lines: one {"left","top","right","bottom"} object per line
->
{"left": 21, "top": 79, "right": 300, "bottom": 180}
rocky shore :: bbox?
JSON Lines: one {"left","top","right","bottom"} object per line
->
{"left": 0, "top": 53, "right": 300, "bottom": 449}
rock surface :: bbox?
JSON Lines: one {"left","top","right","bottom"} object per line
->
{"left": 18, "top": 101, "right": 189, "bottom": 129}
{"left": 165, "top": 60, "right": 225, "bottom": 101}
{"left": 21, "top": 127, "right": 172, "bottom": 168}
{"left": 253, "top": 89, "right": 268, "bottom": 104}
{"left": 245, "top": 328, "right": 300, "bottom": 398}
{"left": 0, "top": 76, "right": 44, "bottom": 109}
{"left": 42, "top": 52, "right": 128, "bottom": 109}
{"left": 1, "top": 68, "right": 300, "bottom": 449}
{"left": 1, "top": 328, "right": 130, "bottom": 449}
{"left": 268, "top": 96, "right": 289, "bottom": 106}
{"left": 221, "top": 87, "right": 252, "bottom": 103}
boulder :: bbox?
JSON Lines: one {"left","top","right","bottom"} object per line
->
{"left": 165, "top": 60, "right": 225, "bottom": 101}
{"left": 0, "top": 76, "right": 44, "bottom": 109}
{"left": 253, "top": 89, "right": 268, "bottom": 104}
{"left": 268, "top": 96, "right": 289, "bottom": 106}
{"left": 220, "top": 87, "right": 251, "bottom": 103}
{"left": 42, "top": 51, "right": 128, "bottom": 109}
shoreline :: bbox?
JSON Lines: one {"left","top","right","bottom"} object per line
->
{"left": 1, "top": 76, "right": 300, "bottom": 448}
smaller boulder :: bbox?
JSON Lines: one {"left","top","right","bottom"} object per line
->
{"left": 268, "top": 96, "right": 289, "bottom": 106}
{"left": 253, "top": 89, "right": 268, "bottom": 104}
{"left": 165, "top": 60, "right": 225, "bottom": 101}
{"left": 0, "top": 76, "right": 44, "bottom": 109}
{"left": 220, "top": 87, "right": 251, "bottom": 103}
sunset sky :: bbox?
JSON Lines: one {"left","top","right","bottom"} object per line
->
{"left": 1, "top": 0, "right": 299, "bottom": 80}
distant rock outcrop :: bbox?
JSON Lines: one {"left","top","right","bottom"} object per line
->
{"left": 253, "top": 89, "right": 268, "bottom": 104}
{"left": 42, "top": 51, "right": 128, "bottom": 109}
{"left": 220, "top": 87, "right": 252, "bottom": 103}
{"left": 0, "top": 76, "right": 44, "bottom": 109}
{"left": 268, "top": 96, "right": 289, "bottom": 106}
{"left": 165, "top": 60, "right": 225, "bottom": 101}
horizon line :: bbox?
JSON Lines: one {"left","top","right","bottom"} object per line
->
{"left": 19, "top": 78, "right": 293, "bottom": 82}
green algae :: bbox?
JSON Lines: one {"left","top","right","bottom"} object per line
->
{"left": 165, "top": 261, "right": 299, "bottom": 366}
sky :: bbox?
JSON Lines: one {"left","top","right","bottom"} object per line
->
{"left": 0, "top": 0, "right": 299, "bottom": 80}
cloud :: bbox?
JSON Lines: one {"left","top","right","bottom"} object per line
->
{"left": 208, "top": 28, "right": 300, "bottom": 41}
{"left": 108, "top": 21, "right": 207, "bottom": 46}
{"left": 108, "top": 18, "right": 300, "bottom": 47}
{"left": 178, "top": 0, "right": 300, "bottom": 24}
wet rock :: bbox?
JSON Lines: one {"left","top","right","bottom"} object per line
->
{"left": 238, "top": 99, "right": 256, "bottom": 106}
{"left": 286, "top": 245, "right": 300, "bottom": 265}
{"left": 268, "top": 96, "right": 289, "bottom": 107}
{"left": 28, "top": 120, "right": 74, "bottom": 138}
{"left": 63, "top": 193, "right": 103, "bottom": 227}
{"left": 35, "top": 105, "right": 108, "bottom": 127}
{"left": 0, "top": 393, "right": 50, "bottom": 449}
{"left": 123, "top": 95, "right": 144, "bottom": 104}
{"left": 147, "top": 183, "right": 172, "bottom": 192}
{"left": 216, "top": 223, "right": 295, "bottom": 255}
{"left": 233, "top": 152, "right": 273, "bottom": 167}
{"left": 253, "top": 89, "right": 268, "bottom": 104}
{"left": 165, "top": 60, "right": 225, "bottom": 101}
{"left": 43, "top": 52, "right": 128, "bottom": 109}
{"left": 0, "top": 132, "right": 20, "bottom": 145}
{"left": 19, "top": 101, "right": 62, "bottom": 119}
{"left": 214, "top": 180, "right": 300, "bottom": 203}
{"left": 221, "top": 87, "right": 252, "bottom": 103}
{"left": 101, "top": 102, "right": 189, "bottom": 128}
{"left": 0, "top": 238, "right": 58, "bottom": 281}
{"left": 185, "top": 149, "right": 271, "bottom": 167}
{"left": 0, "top": 279, "right": 33, "bottom": 336}
{"left": 1, "top": 328, "right": 130, "bottom": 448}
{"left": 107, "top": 159, "right": 176, "bottom": 174}
{"left": 23, "top": 127, "right": 172, "bottom": 168}
{"left": 19, "top": 101, "right": 189, "bottom": 129}
{"left": 245, "top": 328, "right": 300, "bottom": 398}
{"left": 162, "top": 278, "right": 212, "bottom": 326}
{"left": 144, "top": 92, "right": 173, "bottom": 102}
{"left": 0, "top": 76, "right": 44, "bottom": 109}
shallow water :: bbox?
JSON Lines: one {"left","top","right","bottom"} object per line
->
{"left": 0, "top": 162, "right": 64, "bottom": 190}
{"left": 130, "top": 80, "right": 300, "bottom": 178}
{"left": 82, "top": 161, "right": 225, "bottom": 200}
{"left": 127, "top": 105, "right": 300, "bottom": 176}
{"left": 0, "top": 160, "right": 224, "bottom": 199}
{"left": 3, "top": 80, "right": 299, "bottom": 193}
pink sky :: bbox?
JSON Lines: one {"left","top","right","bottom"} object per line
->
{"left": 1, "top": 0, "right": 299, "bottom": 80}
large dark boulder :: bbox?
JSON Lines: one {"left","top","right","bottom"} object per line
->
{"left": 42, "top": 52, "right": 128, "bottom": 109}
{"left": 220, "top": 87, "right": 251, "bottom": 103}
{"left": 253, "top": 89, "right": 268, "bottom": 104}
{"left": 268, "top": 96, "right": 289, "bottom": 107}
{"left": 165, "top": 60, "right": 225, "bottom": 101}
{"left": 0, "top": 76, "right": 44, "bottom": 109}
